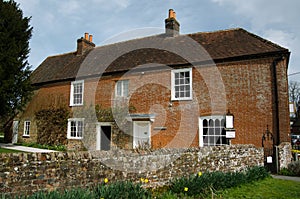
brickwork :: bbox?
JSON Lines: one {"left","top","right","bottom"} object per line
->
{"left": 17, "top": 57, "right": 290, "bottom": 150}
{"left": 0, "top": 145, "right": 263, "bottom": 197}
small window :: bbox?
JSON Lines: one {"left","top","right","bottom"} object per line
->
{"left": 70, "top": 80, "right": 84, "bottom": 106}
{"left": 67, "top": 118, "right": 84, "bottom": 139}
{"left": 115, "top": 80, "right": 129, "bottom": 97}
{"left": 171, "top": 68, "right": 192, "bottom": 100}
{"left": 23, "top": 121, "right": 30, "bottom": 137}
{"left": 199, "top": 116, "right": 228, "bottom": 147}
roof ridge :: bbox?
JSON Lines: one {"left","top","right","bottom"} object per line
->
{"left": 238, "top": 28, "right": 288, "bottom": 51}
{"left": 187, "top": 27, "right": 243, "bottom": 36}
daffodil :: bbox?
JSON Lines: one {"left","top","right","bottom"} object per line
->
{"left": 140, "top": 178, "right": 145, "bottom": 183}
{"left": 184, "top": 187, "right": 188, "bottom": 192}
{"left": 198, "top": 171, "right": 202, "bottom": 176}
{"left": 104, "top": 178, "right": 108, "bottom": 183}
{"left": 144, "top": 178, "right": 149, "bottom": 183}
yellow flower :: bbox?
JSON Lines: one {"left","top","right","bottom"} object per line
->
{"left": 104, "top": 178, "right": 108, "bottom": 183}
{"left": 184, "top": 187, "right": 188, "bottom": 192}
{"left": 140, "top": 178, "right": 145, "bottom": 183}
{"left": 144, "top": 178, "right": 149, "bottom": 183}
{"left": 198, "top": 171, "right": 202, "bottom": 176}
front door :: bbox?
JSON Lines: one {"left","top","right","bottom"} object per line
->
{"left": 133, "top": 121, "right": 151, "bottom": 148}
{"left": 97, "top": 123, "right": 111, "bottom": 150}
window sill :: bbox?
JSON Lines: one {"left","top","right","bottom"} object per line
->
{"left": 69, "top": 104, "right": 83, "bottom": 107}
{"left": 22, "top": 135, "right": 30, "bottom": 138}
{"left": 171, "top": 98, "right": 193, "bottom": 102}
{"left": 67, "top": 137, "right": 83, "bottom": 140}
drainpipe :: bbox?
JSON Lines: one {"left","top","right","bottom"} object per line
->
{"left": 272, "top": 56, "right": 283, "bottom": 146}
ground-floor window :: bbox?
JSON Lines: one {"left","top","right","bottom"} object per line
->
{"left": 199, "top": 116, "right": 228, "bottom": 147}
{"left": 67, "top": 118, "right": 84, "bottom": 139}
{"left": 23, "top": 121, "right": 30, "bottom": 137}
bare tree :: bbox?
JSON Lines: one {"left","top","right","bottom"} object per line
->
{"left": 289, "top": 81, "right": 300, "bottom": 117}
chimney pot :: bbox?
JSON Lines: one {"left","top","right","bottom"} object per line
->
{"left": 89, "top": 35, "right": 93, "bottom": 42}
{"left": 84, "top": 33, "right": 89, "bottom": 40}
{"left": 169, "top": 9, "right": 174, "bottom": 18}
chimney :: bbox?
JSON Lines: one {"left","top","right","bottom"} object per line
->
{"left": 165, "top": 9, "right": 180, "bottom": 37}
{"left": 77, "top": 32, "right": 95, "bottom": 55}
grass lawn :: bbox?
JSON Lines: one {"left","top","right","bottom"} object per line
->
{"left": 0, "top": 147, "right": 22, "bottom": 153}
{"left": 216, "top": 177, "right": 300, "bottom": 199}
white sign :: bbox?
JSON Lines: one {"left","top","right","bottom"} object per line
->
{"left": 267, "top": 156, "right": 273, "bottom": 163}
{"left": 226, "top": 130, "right": 235, "bottom": 138}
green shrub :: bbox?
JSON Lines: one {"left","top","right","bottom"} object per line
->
{"left": 288, "top": 161, "right": 300, "bottom": 176}
{"left": 95, "top": 181, "right": 152, "bottom": 199}
{"left": 169, "top": 166, "right": 269, "bottom": 197}
{"left": 279, "top": 167, "right": 296, "bottom": 176}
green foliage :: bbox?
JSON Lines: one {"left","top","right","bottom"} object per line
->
{"left": 0, "top": 0, "right": 33, "bottom": 121}
{"left": 279, "top": 167, "right": 296, "bottom": 176}
{"left": 35, "top": 107, "right": 69, "bottom": 146}
{"left": 95, "top": 181, "right": 152, "bottom": 199}
{"left": 288, "top": 160, "right": 300, "bottom": 176}
{"left": 169, "top": 166, "right": 270, "bottom": 197}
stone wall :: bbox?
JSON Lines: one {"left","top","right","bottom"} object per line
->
{"left": 278, "top": 142, "right": 292, "bottom": 170}
{"left": 0, "top": 145, "right": 263, "bottom": 197}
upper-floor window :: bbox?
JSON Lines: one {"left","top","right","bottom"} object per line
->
{"left": 115, "top": 80, "right": 129, "bottom": 97}
{"left": 171, "top": 68, "right": 192, "bottom": 100}
{"left": 67, "top": 118, "right": 84, "bottom": 139}
{"left": 23, "top": 121, "right": 30, "bottom": 137}
{"left": 199, "top": 116, "right": 229, "bottom": 147}
{"left": 70, "top": 80, "right": 84, "bottom": 106}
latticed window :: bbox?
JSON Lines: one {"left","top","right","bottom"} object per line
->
{"left": 23, "top": 121, "right": 30, "bottom": 136}
{"left": 199, "top": 116, "right": 228, "bottom": 146}
{"left": 67, "top": 119, "right": 84, "bottom": 139}
{"left": 115, "top": 80, "right": 129, "bottom": 97}
{"left": 70, "top": 80, "right": 84, "bottom": 106}
{"left": 171, "top": 68, "right": 192, "bottom": 100}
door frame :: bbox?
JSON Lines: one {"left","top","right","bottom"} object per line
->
{"left": 133, "top": 121, "right": 151, "bottom": 149}
{"left": 96, "top": 122, "right": 112, "bottom": 150}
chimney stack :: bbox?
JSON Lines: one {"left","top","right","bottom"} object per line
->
{"left": 165, "top": 9, "right": 180, "bottom": 37}
{"left": 77, "top": 32, "right": 95, "bottom": 55}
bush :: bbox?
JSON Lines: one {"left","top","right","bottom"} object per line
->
{"left": 169, "top": 166, "right": 270, "bottom": 197}
{"left": 279, "top": 167, "right": 296, "bottom": 176}
{"left": 288, "top": 161, "right": 300, "bottom": 176}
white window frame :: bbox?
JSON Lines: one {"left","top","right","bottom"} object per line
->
{"left": 70, "top": 80, "right": 84, "bottom": 106}
{"left": 67, "top": 118, "right": 84, "bottom": 139}
{"left": 23, "top": 121, "right": 30, "bottom": 137}
{"left": 115, "top": 80, "right": 129, "bottom": 97}
{"left": 199, "top": 116, "right": 227, "bottom": 147}
{"left": 171, "top": 68, "right": 192, "bottom": 101}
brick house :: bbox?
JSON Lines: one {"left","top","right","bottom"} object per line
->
{"left": 16, "top": 9, "right": 290, "bottom": 151}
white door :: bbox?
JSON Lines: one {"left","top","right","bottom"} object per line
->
{"left": 12, "top": 120, "right": 19, "bottom": 144}
{"left": 133, "top": 121, "right": 151, "bottom": 148}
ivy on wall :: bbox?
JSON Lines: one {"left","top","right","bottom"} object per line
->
{"left": 35, "top": 107, "right": 69, "bottom": 146}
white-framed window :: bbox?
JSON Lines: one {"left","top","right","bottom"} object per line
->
{"left": 171, "top": 68, "right": 192, "bottom": 100}
{"left": 23, "top": 121, "right": 30, "bottom": 137}
{"left": 115, "top": 80, "right": 129, "bottom": 97}
{"left": 199, "top": 116, "right": 228, "bottom": 147}
{"left": 67, "top": 118, "right": 84, "bottom": 139}
{"left": 70, "top": 80, "right": 84, "bottom": 106}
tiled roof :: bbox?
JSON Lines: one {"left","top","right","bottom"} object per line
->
{"left": 31, "top": 28, "right": 289, "bottom": 85}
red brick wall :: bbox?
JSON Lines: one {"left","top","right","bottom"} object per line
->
{"left": 18, "top": 57, "right": 290, "bottom": 149}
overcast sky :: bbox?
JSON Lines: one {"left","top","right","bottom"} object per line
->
{"left": 15, "top": 0, "right": 300, "bottom": 80}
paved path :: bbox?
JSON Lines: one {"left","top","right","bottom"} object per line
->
{"left": 272, "top": 175, "right": 300, "bottom": 182}
{"left": 0, "top": 143, "right": 57, "bottom": 153}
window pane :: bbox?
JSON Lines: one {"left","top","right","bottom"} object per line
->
{"left": 77, "top": 121, "right": 83, "bottom": 137}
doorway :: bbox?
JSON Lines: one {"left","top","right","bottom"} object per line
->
{"left": 97, "top": 123, "right": 112, "bottom": 150}
{"left": 133, "top": 121, "right": 151, "bottom": 148}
